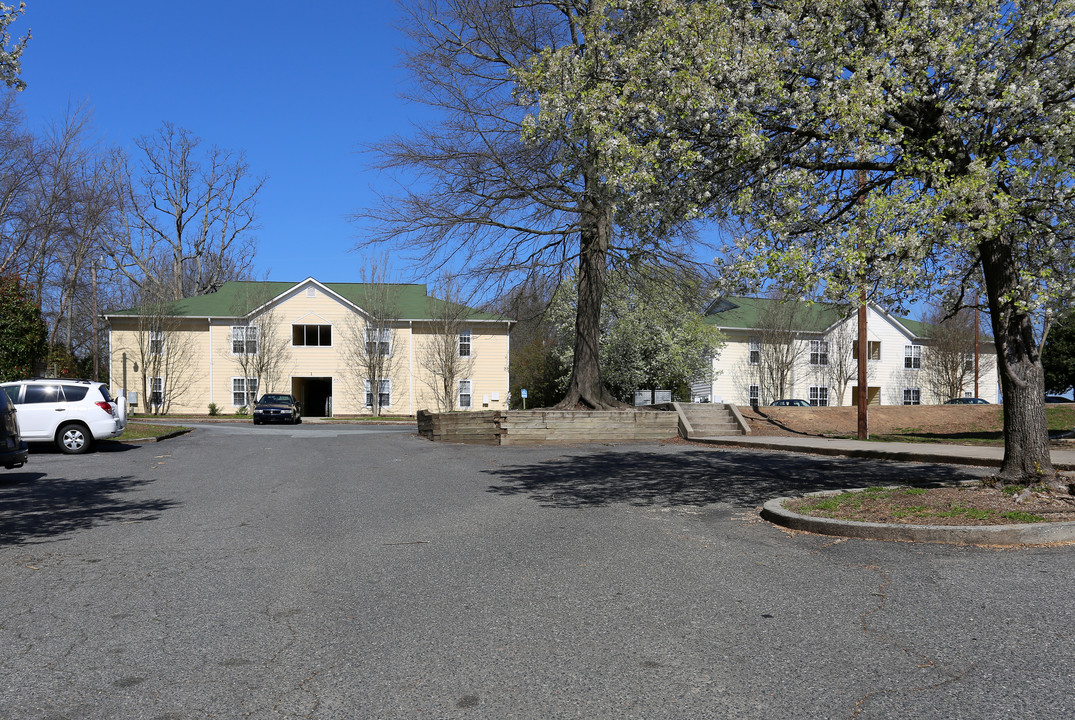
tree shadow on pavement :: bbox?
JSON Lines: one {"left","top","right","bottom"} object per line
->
{"left": 0, "top": 472, "right": 178, "bottom": 546}
{"left": 484, "top": 448, "right": 983, "bottom": 509}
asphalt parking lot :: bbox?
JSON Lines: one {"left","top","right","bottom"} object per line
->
{"left": 1, "top": 425, "right": 1073, "bottom": 719}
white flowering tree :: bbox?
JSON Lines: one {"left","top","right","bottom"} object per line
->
{"left": 519, "top": 0, "right": 1075, "bottom": 485}
{"left": 356, "top": 0, "right": 716, "bottom": 410}
{"left": 0, "top": 3, "right": 27, "bottom": 91}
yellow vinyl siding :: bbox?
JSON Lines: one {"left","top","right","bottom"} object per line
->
{"left": 108, "top": 281, "right": 512, "bottom": 416}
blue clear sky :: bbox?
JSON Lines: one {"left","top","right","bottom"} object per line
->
{"left": 15, "top": 0, "right": 418, "bottom": 283}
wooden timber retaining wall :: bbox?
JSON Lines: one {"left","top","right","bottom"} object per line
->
{"left": 416, "top": 408, "right": 679, "bottom": 445}
{"left": 417, "top": 410, "right": 502, "bottom": 445}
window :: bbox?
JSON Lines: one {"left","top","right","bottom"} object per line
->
{"left": 904, "top": 344, "right": 922, "bottom": 369}
{"left": 61, "top": 386, "right": 88, "bottom": 402}
{"left": 853, "top": 340, "right": 881, "bottom": 361}
{"left": 903, "top": 388, "right": 921, "bottom": 405}
{"left": 748, "top": 337, "right": 760, "bottom": 365}
{"left": 149, "top": 377, "right": 165, "bottom": 408}
{"left": 293, "top": 324, "right": 332, "bottom": 346}
{"left": 748, "top": 384, "right": 760, "bottom": 406}
{"left": 231, "top": 325, "right": 259, "bottom": 355}
{"left": 458, "top": 329, "right": 472, "bottom": 358}
{"left": 809, "top": 386, "right": 829, "bottom": 407}
{"left": 459, "top": 379, "right": 472, "bottom": 409}
{"left": 810, "top": 340, "right": 829, "bottom": 366}
{"left": 365, "top": 327, "right": 392, "bottom": 356}
{"left": 364, "top": 379, "right": 392, "bottom": 409}
{"left": 22, "top": 385, "right": 62, "bottom": 404}
{"left": 232, "top": 377, "right": 257, "bottom": 407}
{"left": 964, "top": 353, "right": 975, "bottom": 373}
{"left": 149, "top": 330, "right": 164, "bottom": 356}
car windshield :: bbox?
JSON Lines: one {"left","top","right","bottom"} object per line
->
{"left": 260, "top": 394, "right": 291, "bottom": 404}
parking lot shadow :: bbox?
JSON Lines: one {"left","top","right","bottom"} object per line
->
{"left": 0, "top": 472, "right": 178, "bottom": 546}
{"left": 485, "top": 448, "right": 982, "bottom": 509}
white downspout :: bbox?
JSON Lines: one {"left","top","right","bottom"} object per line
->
{"left": 208, "top": 318, "right": 214, "bottom": 406}
{"left": 408, "top": 320, "right": 415, "bottom": 415}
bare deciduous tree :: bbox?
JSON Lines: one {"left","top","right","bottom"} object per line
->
{"left": 416, "top": 274, "right": 475, "bottom": 412}
{"left": 755, "top": 300, "right": 813, "bottom": 404}
{"left": 108, "top": 122, "right": 264, "bottom": 301}
{"left": 923, "top": 306, "right": 995, "bottom": 403}
{"left": 343, "top": 258, "right": 404, "bottom": 417}
{"left": 226, "top": 285, "right": 292, "bottom": 407}
{"left": 824, "top": 320, "right": 875, "bottom": 407}
{"left": 355, "top": 0, "right": 712, "bottom": 410}
{"left": 122, "top": 287, "right": 198, "bottom": 415}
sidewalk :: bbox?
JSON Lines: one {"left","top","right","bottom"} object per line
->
{"left": 693, "top": 434, "right": 1075, "bottom": 471}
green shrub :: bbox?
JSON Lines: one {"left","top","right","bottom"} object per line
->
{"left": 236, "top": 406, "right": 248, "bottom": 416}
{"left": 208, "top": 402, "right": 220, "bottom": 416}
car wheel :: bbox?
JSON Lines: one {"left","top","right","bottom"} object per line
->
{"left": 294, "top": 415, "right": 301, "bottom": 425}
{"left": 57, "top": 423, "right": 93, "bottom": 454}
{"left": 253, "top": 419, "right": 260, "bottom": 425}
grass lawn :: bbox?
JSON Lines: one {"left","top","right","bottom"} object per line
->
{"left": 119, "top": 421, "right": 191, "bottom": 442}
{"left": 844, "top": 406, "right": 1075, "bottom": 446}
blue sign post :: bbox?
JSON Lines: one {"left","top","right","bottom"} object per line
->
{"left": 521, "top": 388, "right": 528, "bottom": 410}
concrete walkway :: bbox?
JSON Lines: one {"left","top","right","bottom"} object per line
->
{"left": 694, "top": 434, "right": 1075, "bottom": 471}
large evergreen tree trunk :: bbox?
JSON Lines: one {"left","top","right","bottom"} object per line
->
{"left": 555, "top": 174, "right": 625, "bottom": 410}
{"left": 980, "top": 236, "right": 1055, "bottom": 485}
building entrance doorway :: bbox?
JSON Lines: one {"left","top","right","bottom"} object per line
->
{"left": 851, "top": 386, "right": 881, "bottom": 406}
{"left": 293, "top": 377, "right": 333, "bottom": 417}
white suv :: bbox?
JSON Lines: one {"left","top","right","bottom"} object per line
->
{"left": 0, "top": 379, "right": 128, "bottom": 454}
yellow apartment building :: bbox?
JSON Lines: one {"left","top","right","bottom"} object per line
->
{"left": 105, "top": 278, "right": 513, "bottom": 417}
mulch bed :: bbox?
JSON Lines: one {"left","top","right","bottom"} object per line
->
{"left": 785, "top": 484, "right": 1075, "bottom": 526}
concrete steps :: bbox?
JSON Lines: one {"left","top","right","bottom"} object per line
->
{"left": 676, "top": 402, "right": 748, "bottom": 438}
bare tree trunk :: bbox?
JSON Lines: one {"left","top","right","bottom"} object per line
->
{"left": 555, "top": 181, "right": 624, "bottom": 410}
{"left": 981, "top": 236, "right": 1055, "bottom": 484}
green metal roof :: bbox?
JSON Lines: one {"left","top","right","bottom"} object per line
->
{"left": 703, "top": 296, "right": 930, "bottom": 338}
{"left": 106, "top": 280, "right": 507, "bottom": 322}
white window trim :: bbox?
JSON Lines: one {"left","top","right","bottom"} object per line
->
{"left": 748, "top": 384, "right": 760, "bottom": 405}
{"left": 903, "top": 387, "right": 921, "bottom": 405}
{"left": 904, "top": 344, "right": 922, "bottom": 370}
{"left": 809, "top": 385, "right": 829, "bottom": 407}
{"left": 748, "top": 337, "right": 760, "bottom": 365}
{"left": 149, "top": 376, "right": 165, "bottom": 407}
{"left": 810, "top": 339, "right": 829, "bottom": 366}
{"left": 149, "top": 330, "right": 164, "bottom": 356}
{"left": 458, "top": 328, "right": 472, "bottom": 358}
{"left": 459, "top": 379, "right": 473, "bottom": 409}
{"left": 364, "top": 378, "right": 392, "bottom": 409}
{"left": 231, "top": 325, "right": 259, "bottom": 355}
{"left": 231, "top": 376, "right": 258, "bottom": 407}
{"left": 365, "top": 327, "right": 393, "bottom": 356}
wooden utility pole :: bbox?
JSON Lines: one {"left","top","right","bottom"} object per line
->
{"left": 974, "top": 295, "right": 980, "bottom": 398}
{"left": 92, "top": 259, "right": 99, "bottom": 382}
{"left": 856, "top": 160, "right": 869, "bottom": 440}
{"left": 857, "top": 292, "right": 868, "bottom": 440}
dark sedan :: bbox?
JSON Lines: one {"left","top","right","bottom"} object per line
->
{"left": 770, "top": 399, "right": 811, "bottom": 407}
{"left": 253, "top": 393, "right": 302, "bottom": 425}
{"left": 945, "top": 397, "right": 990, "bottom": 404}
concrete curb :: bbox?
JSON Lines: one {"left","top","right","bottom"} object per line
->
{"left": 123, "top": 428, "right": 193, "bottom": 443}
{"left": 761, "top": 494, "right": 1075, "bottom": 546}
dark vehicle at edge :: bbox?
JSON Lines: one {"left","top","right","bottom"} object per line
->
{"left": 1, "top": 389, "right": 29, "bottom": 469}
{"left": 770, "top": 399, "right": 811, "bottom": 407}
{"left": 945, "top": 397, "right": 990, "bottom": 405}
{"left": 253, "top": 394, "right": 302, "bottom": 425}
